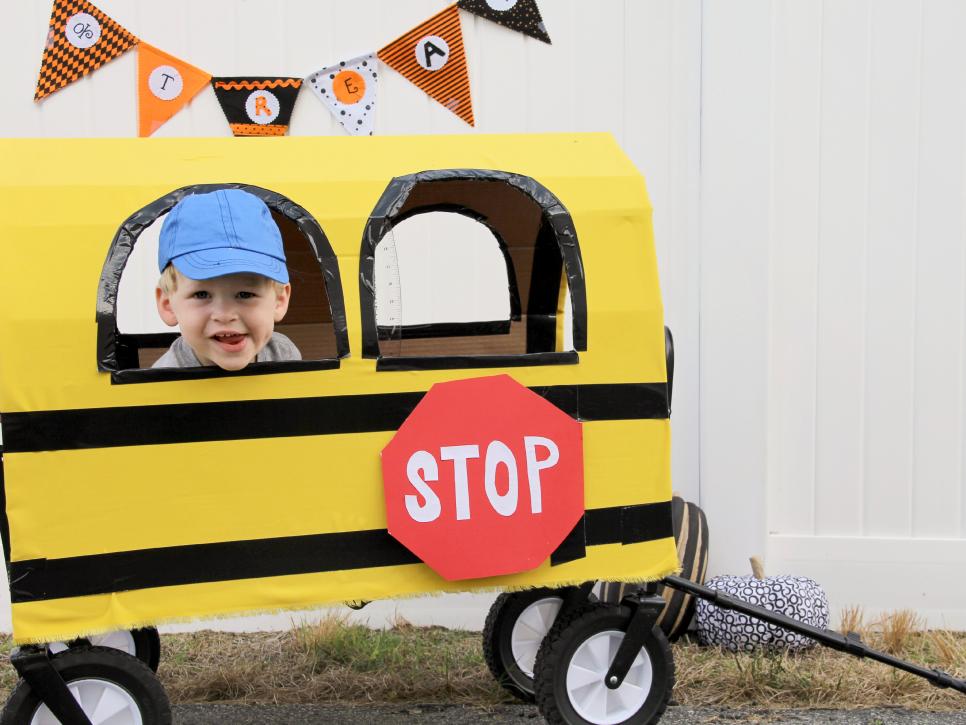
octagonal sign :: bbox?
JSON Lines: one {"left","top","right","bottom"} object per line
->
{"left": 382, "top": 374, "right": 584, "bottom": 581}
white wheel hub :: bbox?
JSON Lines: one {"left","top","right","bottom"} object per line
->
{"left": 566, "top": 629, "right": 653, "bottom": 725}
{"left": 49, "top": 630, "right": 137, "bottom": 657}
{"left": 511, "top": 596, "right": 563, "bottom": 678}
{"left": 30, "top": 677, "right": 143, "bottom": 725}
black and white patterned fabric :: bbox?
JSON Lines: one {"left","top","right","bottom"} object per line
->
{"left": 696, "top": 575, "right": 829, "bottom": 652}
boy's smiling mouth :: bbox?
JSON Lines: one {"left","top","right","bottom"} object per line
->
{"left": 212, "top": 331, "right": 248, "bottom": 352}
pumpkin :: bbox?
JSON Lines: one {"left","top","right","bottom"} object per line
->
{"left": 696, "top": 556, "right": 829, "bottom": 652}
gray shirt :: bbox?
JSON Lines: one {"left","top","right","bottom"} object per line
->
{"left": 152, "top": 332, "right": 301, "bottom": 368}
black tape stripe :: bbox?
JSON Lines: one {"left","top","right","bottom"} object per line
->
{"left": 0, "top": 383, "right": 668, "bottom": 454}
{"left": 8, "top": 502, "right": 673, "bottom": 604}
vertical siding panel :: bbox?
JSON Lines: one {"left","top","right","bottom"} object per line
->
{"left": 862, "top": 0, "right": 921, "bottom": 537}
{"left": 700, "top": 0, "right": 772, "bottom": 573}
{"left": 667, "top": 0, "right": 702, "bottom": 502}
{"left": 624, "top": 0, "right": 671, "bottom": 271}
{"left": 913, "top": 0, "right": 966, "bottom": 537}
{"left": 813, "top": 0, "right": 871, "bottom": 535}
{"left": 469, "top": 11, "right": 527, "bottom": 133}
{"left": 571, "top": 0, "right": 624, "bottom": 135}
{"left": 523, "top": 1, "right": 576, "bottom": 133}
{"left": 767, "top": 0, "right": 822, "bottom": 535}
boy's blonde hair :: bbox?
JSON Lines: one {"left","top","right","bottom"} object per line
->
{"left": 158, "top": 264, "right": 288, "bottom": 295}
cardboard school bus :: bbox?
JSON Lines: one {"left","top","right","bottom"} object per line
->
{"left": 0, "top": 133, "right": 678, "bottom": 723}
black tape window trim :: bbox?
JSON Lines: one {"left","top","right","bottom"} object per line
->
{"left": 7, "top": 502, "right": 673, "bottom": 604}
{"left": 358, "top": 170, "right": 589, "bottom": 362}
{"left": 0, "top": 382, "right": 669, "bottom": 454}
{"left": 111, "top": 359, "right": 341, "bottom": 385}
{"left": 376, "top": 319, "right": 511, "bottom": 341}
{"left": 95, "top": 182, "right": 350, "bottom": 379}
{"left": 376, "top": 351, "right": 577, "bottom": 372}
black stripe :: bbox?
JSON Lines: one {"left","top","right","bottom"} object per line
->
{"left": 0, "top": 383, "right": 668, "bottom": 453}
{"left": 8, "top": 502, "right": 673, "bottom": 603}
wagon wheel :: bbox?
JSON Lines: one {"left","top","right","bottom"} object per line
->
{"left": 534, "top": 603, "right": 674, "bottom": 725}
{"left": 49, "top": 627, "right": 162, "bottom": 671}
{"left": 482, "top": 587, "right": 576, "bottom": 702}
{"left": 1, "top": 645, "right": 171, "bottom": 725}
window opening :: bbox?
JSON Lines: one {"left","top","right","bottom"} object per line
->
{"left": 375, "top": 212, "right": 516, "bottom": 357}
{"left": 100, "top": 184, "right": 348, "bottom": 383}
{"left": 360, "top": 171, "right": 587, "bottom": 370}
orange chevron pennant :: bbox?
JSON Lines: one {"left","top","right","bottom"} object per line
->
{"left": 34, "top": 0, "right": 138, "bottom": 101}
{"left": 137, "top": 43, "right": 211, "bottom": 137}
{"left": 378, "top": 4, "right": 474, "bottom": 126}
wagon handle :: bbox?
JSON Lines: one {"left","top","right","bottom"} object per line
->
{"left": 663, "top": 575, "right": 966, "bottom": 696}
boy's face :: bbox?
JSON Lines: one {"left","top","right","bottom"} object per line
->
{"left": 156, "top": 271, "right": 291, "bottom": 371}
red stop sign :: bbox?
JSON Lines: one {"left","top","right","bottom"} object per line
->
{"left": 382, "top": 374, "right": 584, "bottom": 581}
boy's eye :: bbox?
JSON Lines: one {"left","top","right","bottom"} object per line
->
{"left": 191, "top": 291, "right": 210, "bottom": 300}
{"left": 237, "top": 291, "right": 257, "bottom": 299}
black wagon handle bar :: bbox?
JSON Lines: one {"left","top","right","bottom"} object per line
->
{"left": 662, "top": 575, "right": 966, "bottom": 696}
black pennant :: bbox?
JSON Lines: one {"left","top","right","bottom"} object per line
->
{"left": 457, "top": 0, "right": 551, "bottom": 44}
{"left": 211, "top": 77, "right": 303, "bottom": 136}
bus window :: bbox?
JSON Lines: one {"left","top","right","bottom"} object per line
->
{"left": 100, "top": 184, "right": 349, "bottom": 383}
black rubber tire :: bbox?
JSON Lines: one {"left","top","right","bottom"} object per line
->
{"left": 64, "top": 626, "right": 162, "bottom": 672}
{"left": 482, "top": 587, "right": 574, "bottom": 702}
{"left": 534, "top": 603, "right": 674, "bottom": 725}
{"left": 1, "top": 646, "right": 171, "bottom": 725}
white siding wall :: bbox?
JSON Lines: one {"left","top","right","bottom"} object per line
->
{"left": 703, "top": 0, "right": 966, "bottom": 627}
{"left": 0, "top": 0, "right": 701, "bottom": 631}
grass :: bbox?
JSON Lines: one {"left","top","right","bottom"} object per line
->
{"left": 0, "top": 609, "right": 964, "bottom": 710}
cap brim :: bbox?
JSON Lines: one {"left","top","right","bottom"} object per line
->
{"left": 172, "top": 248, "right": 289, "bottom": 284}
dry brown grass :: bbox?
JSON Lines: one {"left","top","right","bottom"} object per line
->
{"left": 0, "top": 611, "right": 963, "bottom": 709}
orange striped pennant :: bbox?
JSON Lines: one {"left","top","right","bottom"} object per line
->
{"left": 378, "top": 4, "right": 474, "bottom": 126}
{"left": 34, "top": 0, "right": 138, "bottom": 101}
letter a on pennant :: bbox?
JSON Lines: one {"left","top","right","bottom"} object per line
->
{"left": 137, "top": 43, "right": 211, "bottom": 137}
{"left": 378, "top": 4, "right": 475, "bottom": 126}
{"left": 34, "top": 0, "right": 139, "bottom": 101}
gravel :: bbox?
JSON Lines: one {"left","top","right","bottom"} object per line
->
{"left": 172, "top": 703, "right": 966, "bottom": 724}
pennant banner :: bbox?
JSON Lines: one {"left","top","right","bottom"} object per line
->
{"left": 307, "top": 53, "right": 379, "bottom": 136}
{"left": 379, "top": 4, "right": 475, "bottom": 127}
{"left": 211, "top": 77, "right": 303, "bottom": 136}
{"left": 457, "top": 0, "right": 551, "bottom": 44}
{"left": 34, "top": 0, "right": 138, "bottom": 101}
{"left": 137, "top": 43, "right": 211, "bottom": 137}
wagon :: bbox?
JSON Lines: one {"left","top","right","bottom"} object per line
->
{"left": 1, "top": 134, "right": 962, "bottom": 725}
{"left": 0, "top": 133, "right": 684, "bottom": 723}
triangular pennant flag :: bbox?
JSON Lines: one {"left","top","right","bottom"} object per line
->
{"left": 307, "top": 53, "right": 379, "bottom": 136}
{"left": 378, "top": 4, "right": 474, "bottom": 126}
{"left": 211, "top": 78, "right": 303, "bottom": 136}
{"left": 34, "top": 0, "right": 139, "bottom": 101}
{"left": 137, "top": 43, "right": 211, "bottom": 137}
{"left": 457, "top": 0, "right": 551, "bottom": 44}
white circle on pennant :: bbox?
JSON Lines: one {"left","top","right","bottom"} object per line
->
{"left": 245, "top": 90, "right": 280, "bottom": 124}
{"left": 65, "top": 12, "right": 101, "bottom": 49}
{"left": 486, "top": 0, "right": 519, "bottom": 10}
{"left": 415, "top": 35, "right": 450, "bottom": 72}
{"left": 148, "top": 65, "right": 183, "bottom": 101}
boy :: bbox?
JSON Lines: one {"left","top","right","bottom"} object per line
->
{"left": 153, "top": 188, "right": 301, "bottom": 369}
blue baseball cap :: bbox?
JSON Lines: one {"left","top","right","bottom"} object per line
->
{"left": 159, "top": 189, "right": 289, "bottom": 284}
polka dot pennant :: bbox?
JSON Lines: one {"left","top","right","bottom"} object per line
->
{"left": 456, "top": 0, "right": 551, "bottom": 44}
{"left": 306, "top": 53, "right": 378, "bottom": 136}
